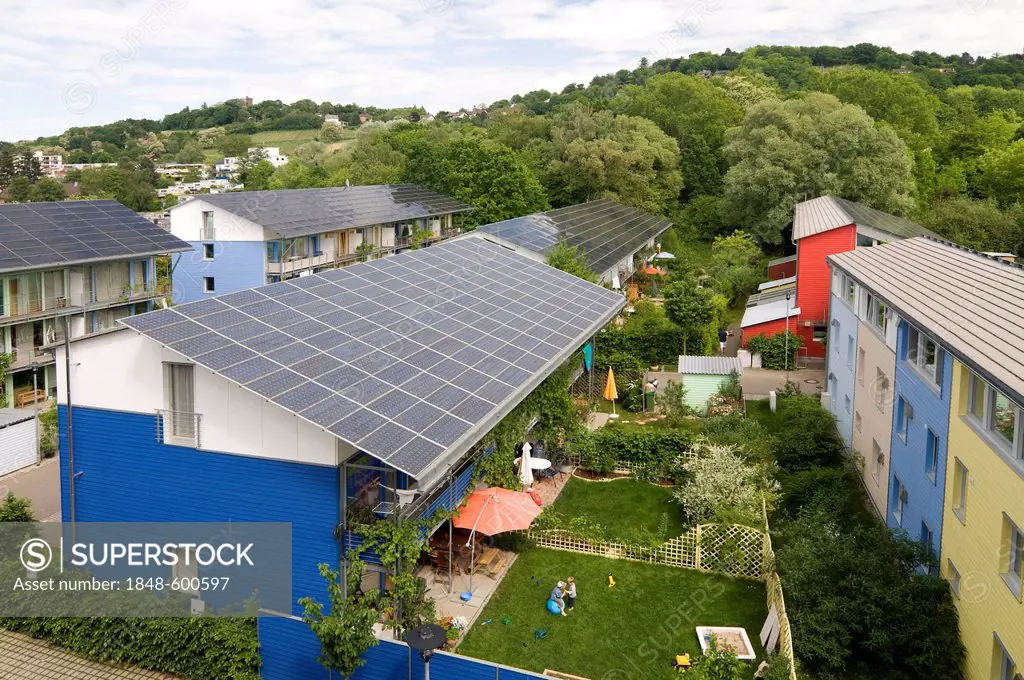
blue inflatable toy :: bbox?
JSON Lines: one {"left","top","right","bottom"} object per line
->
{"left": 546, "top": 599, "right": 561, "bottom": 615}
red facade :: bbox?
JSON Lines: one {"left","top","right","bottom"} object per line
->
{"left": 741, "top": 316, "right": 798, "bottom": 347}
{"left": 767, "top": 258, "right": 797, "bottom": 280}
{"left": 792, "top": 224, "right": 857, "bottom": 359}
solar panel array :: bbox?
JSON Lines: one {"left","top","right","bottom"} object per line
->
{"left": 0, "top": 200, "right": 191, "bottom": 274}
{"left": 476, "top": 198, "right": 673, "bottom": 276}
{"left": 196, "top": 184, "right": 474, "bottom": 239}
{"left": 121, "top": 236, "right": 624, "bottom": 480}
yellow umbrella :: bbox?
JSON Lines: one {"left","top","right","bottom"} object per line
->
{"left": 603, "top": 366, "right": 618, "bottom": 417}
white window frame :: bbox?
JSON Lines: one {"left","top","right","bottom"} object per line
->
{"left": 892, "top": 477, "right": 905, "bottom": 526}
{"left": 847, "top": 335, "right": 855, "bottom": 370}
{"left": 855, "top": 411, "right": 862, "bottom": 433}
{"left": 875, "top": 368, "right": 889, "bottom": 413}
{"left": 843, "top": 273, "right": 856, "bottom": 305}
{"left": 831, "top": 320, "right": 840, "bottom": 354}
{"left": 965, "top": 371, "right": 1024, "bottom": 465}
{"left": 872, "top": 439, "right": 884, "bottom": 484}
{"left": 203, "top": 277, "right": 215, "bottom": 294}
{"left": 994, "top": 634, "right": 1016, "bottom": 680}
{"left": 907, "top": 325, "right": 942, "bottom": 387}
{"left": 947, "top": 559, "right": 961, "bottom": 598}
{"left": 925, "top": 427, "right": 939, "bottom": 484}
{"left": 857, "top": 348, "right": 866, "bottom": 385}
{"left": 897, "top": 396, "right": 913, "bottom": 443}
{"left": 952, "top": 458, "right": 968, "bottom": 525}
{"left": 1002, "top": 514, "right": 1024, "bottom": 601}
{"left": 203, "top": 243, "right": 215, "bottom": 261}
{"left": 845, "top": 395, "right": 852, "bottom": 414}
{"left": 866, "top": 293, "right": 888, "bottom": 335}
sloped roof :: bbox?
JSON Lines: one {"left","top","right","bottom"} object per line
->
{"left": 188, "top": 185, "right": 473, "bottom": 239}
{"left": 741, "top": 298, "right": 801, "bottom": 328}
{"left": 474, "top": 199, "right": 672, "bottom": 276}
{"left": 829, "top": 237, "right": 1024, "bottom": 403}
{"left": 793, "top": 196, "right": 936, "bottom": 241}
{"left": 0, "top": 200, "right": 190, "bottom": 275}
{"left": 120, "top": 236, "right": 624, "bottom": 488}
{"left": 0, "top": 409, "right": 34, "bottom": 430}
{"left": 678, "top": 355, "right": 743, "bottom": 376}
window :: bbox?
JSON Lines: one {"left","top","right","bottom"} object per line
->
{"left": 831, "top": 320, "right": 840, "bottom": 353}
{"left": 874, "top": 368, "right": 890, "bottom": 412}
{"left": 845, "top": 395, "right": 852, "bottom": 414}
{"left": 201, "top": 211, "right": 214, "bottom": 239}
{"left": 847, "top": 335, "right": 855, "bottom": 369}
{"left": 925, "top": 428, "right": 939, "bottom": 483}
{"left": 311, "top": 235, "right": 322, "bottom": 256}
{"left": 842, "top": 273, "right": 856, "bottom": 304}
{"left": 872, "top": 440, "right": 884, "bottom": 483}
{"left": 812, "top": 324, "right": 828, "bottom": 344}
{"left": 164, "top": 363, "right": 195, "bottom": 439}
{"left": 855, "top": 412, "right": 863, "bottom": 433}
{"left": 897, "top": 396, "right": 914, "bottom": 442}
{"left": 952, "top": 458, "right": 968, "bottom": 524}
{"left": 857, "top": 349, "right": 866, "bottom": 385}
{"left": 267, "top": 241, "right": 280, "bottom": 263}
{"left": 920, "top": 521, "right": 933, "bottom": 557}
{"left": 1002, "top": 515, "right": 1023, "bottom": 600}
{"left": 203, "top": 244, "right": 214, "bottom": 260}
{"left": 994, "top": 636, "right": 1016, "bottom": 680}
{"left": 866, "top": 293, "right": 887, "bottom": 334}
{"left": 947, "top": 559, "right": 961, "bottom": 597}
{"left": 203, "top": 277, "right": 215, "bottom": 294}
{"left": 829, "top": 373, "right": 838, "bottom": 400}
{"left": 907, "top": 325, "right": 942, "bottom": 386}
{"left": 892, "top": 477, "right": 906, "bottom": 526}
{"left": 966, "top": 371, "right": 1024, "bottom": 461}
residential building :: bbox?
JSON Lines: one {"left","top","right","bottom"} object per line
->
{"left": 828, "top": 237, "right": 1024, "bottom": 680}
{"left": 168, "top": 184, "right": 472, "bottom": 303}
{"left": 32, "top": 150, "right": 64, "bottom": 178}
{"left": 742, "top": 196, "right": 936, "bottom": 362}
{"left": 472, "top": 198, "right": 672, "bottom": 287}
{"left": 248, "top": 147, "right": 289, "bottom": 167}
{"left": 0, "top": 200, "right": 189, "bottom": 405}
{"left": 55, "top": 235, "right": 624, "bottom": 677}
{"left": 824, "top": 268, "right": 859, "bottom": 449}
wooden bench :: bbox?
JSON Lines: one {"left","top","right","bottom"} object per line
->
{"left": 486, "top": 554, "right": 508, "bottom": 577}
{"left": 15, "top": 390, "right": 47, "bottom": 408}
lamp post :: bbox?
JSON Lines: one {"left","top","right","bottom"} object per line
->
{"left": 31, "top": 363, "right": 40, "bottom": 464}
{"left": 407, "top": 623, "right": 446, "bottom": 680}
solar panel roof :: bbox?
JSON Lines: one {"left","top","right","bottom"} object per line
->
{"left": 475, "top": 198, "right": 673, "bottom": 276}
{"left": 120, "top": 236, "right": 624, "bottom": 486}
{"left": 187, "top": 184, "right": 474, "bottom": 239}
{"left": 0, "top": 200, "right": 191, "bottom": 275}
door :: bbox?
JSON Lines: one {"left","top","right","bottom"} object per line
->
{"left": 339, "top": 231, "right": 349, "bottom": 258}
{"left": 8, "top": 279, "right": 17, "bottom": 316}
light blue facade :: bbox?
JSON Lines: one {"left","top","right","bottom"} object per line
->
{"left": 58, "top": 406, "right": 341, "bottom": 614}
{"left": 826, "top": 292, "right": 860, "bottom": 448}
{"left": 172, "top": 241, "right": 266, "bottom": 304}
{"left": 886, "top": 320, "right": 953, "bottom": 562}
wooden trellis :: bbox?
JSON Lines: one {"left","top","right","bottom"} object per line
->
{"left": 527, "top": 522, "right": 767, "bottom": 581}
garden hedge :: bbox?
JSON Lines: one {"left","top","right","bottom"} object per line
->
{"left": 571, "top": 427, "right": 694, "bottom": 474}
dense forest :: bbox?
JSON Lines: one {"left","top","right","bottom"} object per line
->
{"left": 4, "top": 43, "right": 1024, "bottom": 252}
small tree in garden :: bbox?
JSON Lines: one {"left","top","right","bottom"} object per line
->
{"left": 746, "top": 332, "right": 802, "bottom": 370}
{"left": 673, "top": 440, "right": 778, "bottom": 526}
{"left": 689, "top": 634, "right": 745, "bottom": 680}
{"left": 547, "top": 238, "right": 598, "bottom": 283}
{"left": 300, "top": 553, "right": 381, "bottom": 680}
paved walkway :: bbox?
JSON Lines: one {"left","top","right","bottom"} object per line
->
{"left": 0, "top": 630, "right": 178, "bottom": 679}
{"left": 740, "top": 367, "right": 826, "bottom": 400}
{"left": 0, "top": 456, "right": 61, "bottom": 522}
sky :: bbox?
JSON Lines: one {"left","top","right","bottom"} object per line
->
{"left": 1, "top": 0, "right": 1023, "bottom": 142}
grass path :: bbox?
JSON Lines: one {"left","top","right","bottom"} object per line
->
{"left": 457, "top": 548, "right": 766, "bottom": 679}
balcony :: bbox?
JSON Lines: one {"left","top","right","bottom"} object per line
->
{"left": 156, "top": 410, "right": 202, "bottom": 448}
{"left": 266, "top": 252, "right": 333, "bottom": 275}
{"left": 114, "top": 281, "right": 170, "bottom": 304}
{"left": 1, "top": 296, "right": 71, "bottom": 323}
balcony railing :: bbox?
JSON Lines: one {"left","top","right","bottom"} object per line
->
{"left": 156, "top": 410, "right": 202, "bottom": 448}
{"left": 266, "top": 252, "right": 333, "bottom": 275}
{"left": 116, "top": 281, "right": 169, "bottom": 303}
{"left": 1, "top": 296, "right": 71, "bottom": 320}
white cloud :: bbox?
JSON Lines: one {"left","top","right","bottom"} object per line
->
{"left": 1, "top": 0, "right": 1022, "bottom": 141}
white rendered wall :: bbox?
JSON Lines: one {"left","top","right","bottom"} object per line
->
{"left": 170, "top": 200, "right": 269, "bottom": 243}
{"left": 56, "top": 329, "right": 351, "bottom": 467}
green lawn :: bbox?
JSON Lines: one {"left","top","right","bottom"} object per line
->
{"left": 552, "top": 476, "right": 687, "bottom": 543}
{"left": 458, "top": 548, "right": 767, "bottom": 679}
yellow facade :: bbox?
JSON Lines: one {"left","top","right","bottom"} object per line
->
{"left": 941, "top": 360, "right": 1024, "bottom": 680}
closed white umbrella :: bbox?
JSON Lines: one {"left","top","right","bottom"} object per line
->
{"left": 653, "top": 252, "right": 676, "bottom": 260}
{"left": 519, "top": 442, "right": 533, "bottom": 488}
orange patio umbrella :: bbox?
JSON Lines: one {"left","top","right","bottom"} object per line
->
{"left": 603, "top": 366, "right": 619, "bottom": 417}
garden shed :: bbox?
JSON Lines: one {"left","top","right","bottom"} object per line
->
{"left": 676, "top": 356, "right": 743, "bottom": 412}
{"left": 0, "top": 409, "right": 37, "bottom": 477}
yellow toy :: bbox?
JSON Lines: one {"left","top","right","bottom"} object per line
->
{"left": 607, "top": 575, "right": 616, "bottom": 588}
{"left": 672, "top": 653, "right": 691, "bottom": 673}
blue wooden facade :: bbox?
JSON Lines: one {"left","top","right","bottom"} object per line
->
{"left": 886, "top": 320, "right": 953, "bottom": 562}
{"left": 172, "top": 240, "right": 267, "bottom": 304}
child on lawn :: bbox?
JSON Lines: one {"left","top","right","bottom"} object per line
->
{"left": 551, "top": 581, "right": 567, "bottom": 616}
{"left": 565, "top": 576, "right": 576, "bottom": 611}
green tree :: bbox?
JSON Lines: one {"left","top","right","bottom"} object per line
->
{"left": 299, "top": 555, "right": 380, "bottom": 679}
{"left": 7, "top": 176, "right": 33, "bottom": 202}
{"left": 722, "top": 93, "right": 915, "bottom": 244}
{"left": 663, "top": 282, "right": 717, "bottom": 354}
{"left": 917, "top": 197, "right": 1023, "bottom": 252}
{"left": 546, "top": 238, "right": 597, "bottom": 282}
{"left": 218, "top": 133, "right": 252, "bottom": 158}
{"left": 175, "top": 143, "right": 205, "bottom": 164}
{"left": 405, "top": 136, "right": 548, "bottom": 228}
{"left": 319, "top": 121, "right": 346, "bottom": 142}
{"left": 240, "top": 160, "right": 276, "bottom": 190}
{"left": 30, "top": 178, "right": 66, "bottom": 202}
{"left": 545, "top": 103, "right": 683, "bottom": 213}
{"left": 977, "top": 139, "right": 1024, "bottom": 206}
{"left": 615, "top": 73, "right": 744, "bottom": 197}
{"left": 818, "top": 68, "right": 940, "bottom": 147}
{"left": 343, "top": 129, "right": 408, "bottom": 185}
{"left": 0, "top": 492, "right": 34, "bottom": 522}
{"left": 708, "top": 230, "right": 765, "bottom": 304}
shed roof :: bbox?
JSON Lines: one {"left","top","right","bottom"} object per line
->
{"left": 677, "top": 355, "right": 743, "bottom": 375}
{"left": 829, "top": 237, "right": 1024, "bottom": 404}
{"left": 792, "top": 196, "right": 936, "bottom": 242}
{"left": 0, "top": 409, "right": 34, "bottom": 430}
{"left": 741, "top": 298, "right": 801, "bottom": 328}
{"left": 187, "top": 185, "right": 473, "bottom": 239}
{"left": 474, "top": 199, "right": 672, "bottom": 276}
{"left": 120, "top": 236, "right": 624, "bottom": 489}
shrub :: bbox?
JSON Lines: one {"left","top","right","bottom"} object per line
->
{"left": 746, "top": 332, "right": 802, "bottom": 370}
{"left": 699, "top": 412, "right": 777, "bottom": 464}
{"left": 762, "top": 654, "right": 792, "bottom": 680}
{"left": 572, "top": 427, "right": 694, "bottom": 474}
{"left": 673, "top": 440, "right": 778, "bottom": 526}
{"left": 773, "top": 394, "right": 844, "bottom": 472}
{"left": 0, "top": 493, "right": 34, "bottom": 522}
{"left": 689, "top": 633, "right": 745, "bottom": 680}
